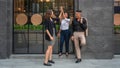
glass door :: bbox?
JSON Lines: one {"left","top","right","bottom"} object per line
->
{"left": 13, "top": 0, "right": 74, "bottom": 54}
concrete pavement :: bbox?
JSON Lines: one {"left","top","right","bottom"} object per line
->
{"left": 0, "top": 55, "right": 120, "bottom": 68}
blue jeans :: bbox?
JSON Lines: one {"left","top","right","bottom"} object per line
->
{"left": 59, "top": 30, "right": 70, "bottom": 53}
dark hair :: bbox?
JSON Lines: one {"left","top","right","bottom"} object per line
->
{"left": 64, "top": 12, "right": 70, "bottom": 18}
{"left": 44, "top": 10, "right": 52, "bottom": 20}
{"left": 76, "top": 10, "right": 82, "bottom": 12}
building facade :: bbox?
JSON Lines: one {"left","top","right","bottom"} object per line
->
{"left": 0, "top": 0, "right": 115, "bottom": 59}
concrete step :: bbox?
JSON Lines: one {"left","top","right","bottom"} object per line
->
{"left": 10, "top": 54, "right": 76, "bottom": 59}
{"left": 10, "top": 54, "right": 120, "bottom": 59}
{"left": 114, "top": 55, "right": 120, "bottom": 59}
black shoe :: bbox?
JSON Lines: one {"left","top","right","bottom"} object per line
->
{"left": 75, "top": 59, "right": 82, "bottom": 63}
{"left": 48, "top": 60, "right": 55, "bottom": 64}
{"left": 43, "top": 63, "right": 52, "bottom": 66}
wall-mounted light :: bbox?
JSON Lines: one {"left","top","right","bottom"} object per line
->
{"left": 46, "top": 0, "right": 50, "bottom": 2}
{"left": 18, "top": 8, "right": 21, "bottom": 11}
{"left": 40, "top": 0, "right": 43, "bottom": 2}
{"left": 40, "top": 0, "right": 50, "bottom": 2}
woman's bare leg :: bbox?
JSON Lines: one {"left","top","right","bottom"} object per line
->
{"left": 44, "top": 46, "right": 51, "bottom": 63}
{"left": 49, "top": 46, "right": 53, "bottom": 60}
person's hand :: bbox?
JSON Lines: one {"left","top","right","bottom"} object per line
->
{"left": 50, "top": 36, "right": 54, "bottom": 41}
{"left": 60, "top": 6, "right": 64, "bottom": 12}
{"left": 77, "top": 18, "right": 80, "bottom": 22}
{"left": 77, "top": 18, "right": 83, "bottom": 24}
{"left": 70, "top": 17, "right": 73, "bottom": 25}
{"left": 51, "top": 14, "right": 56, "bottom": 18}
{"left": 57, "top": 33, "right": 60, "bottom": 38}
{"left": 80, "top": 18, "right": 83, "bottom": 24}
{"left": 71, "top": 36, "right": 74, "bottom": 41}
{"left": 61, "top": 9, "right": 64, "bottom": 12}
{"left": 70, "top": 16, "right": 73, "bottom": 19}
{"left": 70, "top": 17, "right": 73, "bottom": 20}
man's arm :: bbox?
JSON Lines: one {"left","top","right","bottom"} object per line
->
{"left": 79, "top": 18, "right": 87, "bottom": 31}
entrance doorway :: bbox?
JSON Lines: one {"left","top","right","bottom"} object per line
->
{"left": 13, "top": 0, "right": 74, "bottom": 54}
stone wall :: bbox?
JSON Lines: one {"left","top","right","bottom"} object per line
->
{"left": 75, "top": 0, "right": 114, "bottom": 59}
{"left": 0, "top": 0, "right": 13, "bottom": 59}
{"left": 114, "top": 34, "right": 120, "bottom": 54}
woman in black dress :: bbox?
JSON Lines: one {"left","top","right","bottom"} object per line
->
{"left": 43, "top": 10, "right": 58, "bottom": 66}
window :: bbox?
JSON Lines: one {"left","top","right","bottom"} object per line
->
{"left": 114, "top": 0, "right": 120, "bottom": 34}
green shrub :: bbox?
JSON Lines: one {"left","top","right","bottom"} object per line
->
{"left": 14, "top": 24, "right": 60, "bottom": 31}
{"left": 114, "top": 25, "right": 120, "bottom": 30}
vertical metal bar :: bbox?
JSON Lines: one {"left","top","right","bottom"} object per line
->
{"left": 13, "top": 0, "right": 15, "bottom": 54}
{"left": 19, "top": 0, "right": 21, "bottom": 12}
{"left": 57, "top": 0, "right": 59, "bottom": 12}
{"left": 73, "top": 0, "right": 75, "bottom": 17}
{"left": 18, "top": 0, "right": 20, "bottom": 13}
{"left": 73, "top": 0, "right": 75, "bottom": 54}
{"left": 35, "top": 0, "right": 37, "bottom": 13}
{"left": 32, "top": 0, "right": 34, "bottom": 14}
{"left": 43, "top": 0, "right": 45, "bottom": 53}
{"left": 39, "top": 0, "right": 41, "bottom": 13}
{"left": 65, "top": 0, "right": 67, "bottom": 9}
{"left": 27, "top": 0, "right": 30, "bottom": 54}
{"left": 21, "top": 0, "right": 22, "bottom": 12}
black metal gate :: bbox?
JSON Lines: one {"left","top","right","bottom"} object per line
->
{"left": 13, "top": 0, "right": 74, "bottom": 54}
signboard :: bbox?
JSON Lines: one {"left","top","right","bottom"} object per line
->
{"left": 31, "top": 14, "right": 42, "bottom": 26}
{"left": 16, "top": 13, "right": 28, "bottom": 25}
